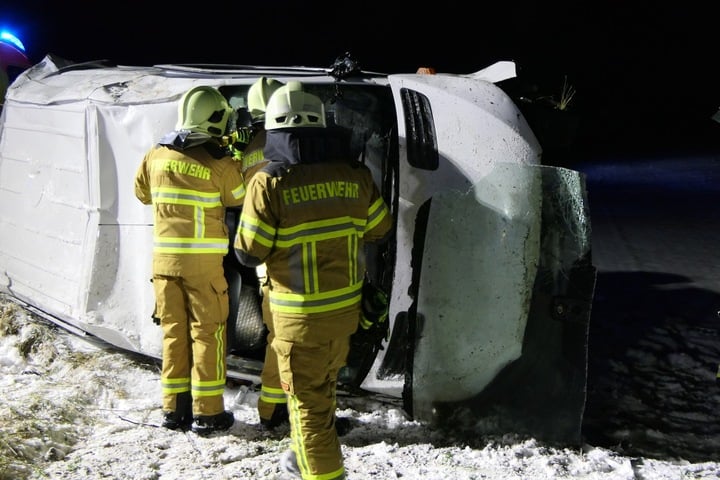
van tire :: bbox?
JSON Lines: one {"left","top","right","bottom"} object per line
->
{"left": 225, "top": 265, "right": 266, "bottom": 356}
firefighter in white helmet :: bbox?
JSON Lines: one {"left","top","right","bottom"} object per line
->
{"left": 134, "top": 85, "right": 245, "bottom": 435}
{"left": 234, "top": 81, "right": 393, "bottom": 479}
{"left": 246, "top": 77, "right": 358, "bottom": 435}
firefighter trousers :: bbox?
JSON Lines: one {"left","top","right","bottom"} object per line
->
{"left": 273, "top": 335, "right": 350, "bottom": 480}
{"left": 153, "top": 265, "right": 229, "bottom": 416}
{"left": 258, "top": 283, "right": 288, "bottom": 421}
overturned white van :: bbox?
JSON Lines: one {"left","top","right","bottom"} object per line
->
{"left": 0, "top": 53, "right": 595, "bottom": 445}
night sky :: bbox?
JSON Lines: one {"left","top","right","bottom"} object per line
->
{"left": 1, "top": 1, "right": 719, "bottom": 156}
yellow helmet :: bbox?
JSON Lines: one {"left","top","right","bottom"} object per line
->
{"left": 176, "top": 86, "right": 232, "bottom": 137}
{"left": 247, "top": 77, "right": 285, "bottom": 123}
{"left": 265, "top": 81, "right": 326, "bottom": 130}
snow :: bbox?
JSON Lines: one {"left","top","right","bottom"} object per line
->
{"left": 2, "top": 153, "right": 720, "bottom": 479}
{"left": 1, "top": 298, "right": 718, "bottom": 480}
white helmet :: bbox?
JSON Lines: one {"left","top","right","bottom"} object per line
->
{"left": 265, "top": 81, "right": 326, "bottom": 130}
{"left": 176, "top": 86, "right": 232, "bottom": 137}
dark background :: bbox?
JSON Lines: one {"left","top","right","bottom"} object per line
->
{"left": 1, "top": 1, "right": 719, "bottom": 156}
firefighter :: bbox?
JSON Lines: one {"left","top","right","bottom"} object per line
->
{"left": 242, "top": 77, "right": 285, "bottom": 179}
{"left": 245, "top": 77, "right": 354, "bottom": 435}
{"left": 234, "top": 81, "right": 393, "bottom": 479}
{"left": 134, "top": 86, "right": 245, "bottom": 435}
{"left": 241, "top": 77, "right": 292, "bottom": 430}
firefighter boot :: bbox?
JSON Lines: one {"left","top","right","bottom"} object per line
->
{"left": 335, "top": 416, "right": 353, "bottom": 436}
{"left": 260, "top": 403, "right": 289, "bottom": 430}
{"left": 191, "top": 410, "right": 235, "bottom": 436}
{"left": 161, "top": 391, "right": 193, "bottom": 431}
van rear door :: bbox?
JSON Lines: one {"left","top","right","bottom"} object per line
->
{"left": 0, "top": 101, "right": 100, "bottom": 325}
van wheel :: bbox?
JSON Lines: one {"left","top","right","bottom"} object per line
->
{"left": 225, "top": 263, "right": 266, "bottom": 356}
{"left": 233, "top": 283, "right": 266, "bottom": 352}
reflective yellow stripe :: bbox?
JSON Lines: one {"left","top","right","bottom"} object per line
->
{"left": 311, "top": 466, "right": 346, "bottom": 480}
{"left": 192, "top": 379, "right": 227, "bottom": 388}
{"left": 290, "top": 393, "right": 346, "bottom": 479}
{"left": 231, "top": 182, "right": 246, "bottom": 200}
{"left": 270, "top": 282, "right": 362, "bottom": 314}
{"left": 275, "top": 216, "right": 365, "bottom": 247}
{"left": 348, "top": 234, "right": 358, "bottom": 284}
{"left": 359, "top": 315, "right": 373, "bottom": 329}
{"left": 150, "top": 185, "right": 239, "bottom": 253}
{"left": 151, "top": 186, "right": 223, "bottom": 207}
{"left": 260, "top": 385, "right": 288, "bottom": 404}
{"left": 153, "top": 237, "right": 229, "bottom": 254}
{"left": 191, "top": 380, "right": 226, "bottom": 397}
{"left": 215, "top": 321, "right": 225, "bottom": 380}
{"left": 301, "top": 241, "right": 319, "bottom": 294}
{"left": 238, "top": 213, "right": 276, "bottom": 248}
{"left": 192, "top": 381, "right": 225, "bottom": 397}
{"left": 187, "top": 323, "right": 226, "bottom": 398}
{"left": 240, "top": 214, "right": 366, "bottom": 249}
{"left": 161, "top": 377, "right": 191, "bottom": 395}
{"left": 195, "top": 205, "right": 205, "bottom": 237}
{"left": 366, "top": 197, "right": 390, "bottom": 231}
{"left": 288, "top": 395, "right": 308, "bottom": 474}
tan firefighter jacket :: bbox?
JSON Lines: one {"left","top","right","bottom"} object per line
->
{"left": 234, "top": 129, "right": 393, "bottom": 342}
{"left": 241, "top": 128, "right": 268, "bottom": 181}
{"left": 134, "top": 139, "right": 246, "bottom": 275}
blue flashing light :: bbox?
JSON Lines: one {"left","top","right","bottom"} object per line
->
{"left": 0, "top": 31, "right": 26, "bottom": 52}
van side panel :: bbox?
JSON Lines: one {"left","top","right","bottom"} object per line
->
{"left": 0, "top": 98, "right": 174, "bottom": 356}
{"left": 0, "top": 103, "right": 97, "bottom": 322}
{"left": 86, "top": 102, "right": 176, "bottom": 354}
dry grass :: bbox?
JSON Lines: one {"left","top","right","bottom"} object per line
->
{"left": 555, "top": 76, "right": 576, "bottom": 111}
{"left": 0, "top": 299, "right": 112, "bottom": 479}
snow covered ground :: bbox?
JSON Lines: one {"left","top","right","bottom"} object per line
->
{"left": 1, "top": 152, "right": 719, "bottom": 480}
{"left": 1, "top": 299, "right": 718, "bottom": 480}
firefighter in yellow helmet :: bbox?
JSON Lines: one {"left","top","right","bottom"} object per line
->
{"left": 242, "top": 77, "right": 285, "bottom": 178}
{"left": 134, "top": 86, "right": 245, "bottom": 435}
{"left": 239, "top": 77, "right": 293, "bottom": 430}
{"left": 234, "top": 81, "right": 393, "bottom": 479}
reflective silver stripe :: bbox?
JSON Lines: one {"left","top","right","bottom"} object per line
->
{"left": 348, "top": 234, "right": 358, "bottom": 284}
{"left": 232, "top": 183, "right": 246, "bottom": 200}
{"left": 239, "top": 214, "right": 276, "bottom": 244}
{"left": 275, "top": 219, "right": 364, "bottom": 246}
{"left": 154, "top": 237, "right": 228, "bottom": 254}
{"left": 161, "top": 378, "right": 191, "bottom": 394}
{"left": 154, "top": 239, "right": 228, "bottom": 248}
{"left": 366, "top": 197, "right": 389, "bottom": 231}
{"left": 191, "top": 383, "right": 225, "bottom": 397}
{"left": 269, "top": 282, "right": 362, "bottom": 314}
{"left": 151, "top": 188, "right": 222, "bottom": 207}
{"left": 260, "top": 385, "right": 287, "bottom": 404}
{"left": 195, "top": 205, "right": 205, "bottom": 237}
